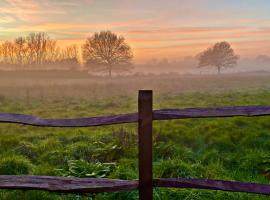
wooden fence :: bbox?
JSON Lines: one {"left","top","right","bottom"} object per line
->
{"left": 1, "top": 90, "right": 270, "bottom": 199}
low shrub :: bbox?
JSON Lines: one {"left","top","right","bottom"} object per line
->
{"left": 56, "top": 159, "right": 115, "bottom": 178}
{"left": 14, "top": 141, "right": 38, "bottom": 161}
{"left": 0, "top": 155, "right": 33, "bottom": 175}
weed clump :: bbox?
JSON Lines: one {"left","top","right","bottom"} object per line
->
{"left": 0, "top": 155, "right": 33, "bottom": 175}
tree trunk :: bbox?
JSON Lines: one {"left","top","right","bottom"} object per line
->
{"left": 108, "top": 67, "right": 112, "bottom": 78}
{"left": 217, "top": 66, "right": 221, "bottom": 74}
{"left": 108, "top": 65, "right": 112, "bottom": 78}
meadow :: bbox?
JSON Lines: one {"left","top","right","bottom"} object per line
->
{"left": 1, "top": 71, "right": 270, "bottom": 199}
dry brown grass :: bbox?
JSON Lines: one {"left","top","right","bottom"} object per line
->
{"left": 0, "top": 71, "right": 270, "bottom": 99}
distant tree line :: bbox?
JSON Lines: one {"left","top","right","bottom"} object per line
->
{"left": 0, "top": 32, "right": 80, "bottom": 70}
{"left": 1, "top": 31, "right": 240, "bottom": 76}
{"left": 0, "top": 31, "right": 133, "bottom": 77}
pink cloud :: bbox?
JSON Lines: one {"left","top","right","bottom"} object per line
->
{"left": 0, "top": 0, "right": 67, "bottom": 23}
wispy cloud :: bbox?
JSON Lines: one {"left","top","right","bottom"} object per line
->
{"left": 0, "top": 15, "right": 14, "bottom": 23}
{"left": 0, "top": 0, "right": 69, "bottom": 23}
{"left": 0, "top": 0, "right": 269, "bottom": 60}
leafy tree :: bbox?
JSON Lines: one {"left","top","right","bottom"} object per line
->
{"left": 197, "top": 41, "right": 239, "bottom": 74}
{"left": 82, "top": 31, "right": 133, "bottom": 77}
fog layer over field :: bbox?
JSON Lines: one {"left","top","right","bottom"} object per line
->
{"left": 0, "top": 71, "right": 270, "bottom": 100}
{"left": 134, "top": 56, "right": 270, "bottom": 75}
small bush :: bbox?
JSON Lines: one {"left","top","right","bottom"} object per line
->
{"left": 92, "top": 142, "right": 123, "bottom": 162}
{"left": 155, "top": 159, "right": 206, "bottom": 179}
{"left": 0, "top": 138, "right": 20, "bottom": 151}
{"left": 33, "top": 163, "right": 58, "bottom": 176}
{"left": 68, "top": 133, "right": 92, "bottom": 143}
{"left": 155, "top": 159, "right": 191, "bottom": 178}
{"left": 154, "top": 141, "right": 176, "bottom": 160}
{"left": 0, "top": 155, "right": 33, "bottom": 175}
{"left": 111, "top": 128, "right": 137, "bottom": 148}
{"left": 110, "top": 159, "right": 138, "bottom": 180}
{"left": 70, "top": 142, "right": 95, "bottom": 161}
{"left": 39, "top": 150, "right": 70, "bottom": 166}
{"left": 36, "top": 139, "right": 63, "bottom": 154}
{"left": 14, "top": 141, "right": 38, "bottom": 161}
{"left": 56, "top": 159, "right": 115, "bottom": 178}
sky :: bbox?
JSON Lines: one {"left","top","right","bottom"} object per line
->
{"left": 0, "top": 0, "right": 270, "bottom": 62}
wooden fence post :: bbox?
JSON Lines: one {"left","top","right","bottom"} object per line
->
{"left": 138, "top": 90, "right": 153, "bottom": 200}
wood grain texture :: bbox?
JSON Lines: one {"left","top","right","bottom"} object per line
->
{"left": 0, "top": 176, "right": 138, "bottom": 193}
{"left": 2, "top": 176, "right": 270, "bottom": 195}
{"left": 154, "top": 106, "right": 270, "bottom": 120}
{"left": 0, "top": 106, "right": 270, "bottom": 127}
{"left": 154, "top": 178, "right": 270, "bottom": 195}
{"left": 0, "top": 113, "right": 137, "bottom": 127}
{"left": 138, "top": 90, "right": 153, "bottom": 200}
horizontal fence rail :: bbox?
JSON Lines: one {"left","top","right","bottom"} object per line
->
{"left": 154, "top": 178, "right": 270, "bottom": 196}
{"left": 0, "top": 176, "right": 138, "bottom": 193}
{"left": 1, "top": 91, "right": 270, "bottom": 200}
{"left": 1, "top": 176, "right": 270, "bottom": 196}
{"left": 1, "top": 105, "right": 270, "bottom": 127}
{"left": 0, "top": 113, "right": 137, "bottom": 127}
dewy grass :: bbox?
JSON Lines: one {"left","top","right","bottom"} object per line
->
{"left": 1, "top": 76, "right": 270, "bottom": 199}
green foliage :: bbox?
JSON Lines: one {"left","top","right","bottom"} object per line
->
{"left": 70, "top": 142, "right": 95, "bottom": 161}
{"left": 14, "top": 141, "right": 38, "bottom": 161}
{"left": 35, "top": 139, "right": 63, "bottom": 154}
{"left": 154, "top": 141, "right": 176, "bottom": 160}
{"left": 110, "top": 159, "right": 138, "bottom": 180}
{"left": 1, "top": 90, "right": 270, "bottom": 199}
{"left": 33, "top": 163, "right": 58, "bottom": 176}
{"left": 155, "top": 159, "right": 206, "bottom": 179}
{"left": 39, "top": 150, "right": 70, "bottom": 166}
{"left": 0, "top": 155, "right": 33, "bottom": 175}
{"left": 70, "top": 141, "right": 123, "bottom": 162}
{"left": 91, "top": 142, "right": 122, "bottom": 162}
{"left": 56, "top": 159, "right": 115, "bottom": 178}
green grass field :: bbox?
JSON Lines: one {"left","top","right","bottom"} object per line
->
{"left": 1, "top": 72, "right": 270, "bottom": 199}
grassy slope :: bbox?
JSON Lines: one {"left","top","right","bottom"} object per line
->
{"left": 0, "top": 73, "right": 270, "bottom": 199}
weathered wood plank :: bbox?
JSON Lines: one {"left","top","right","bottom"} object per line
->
{"left": 0, "top": 176, "right": 138, "bottom": 193}
{"left": 2, "top": 176, "right": 270, "bottom": 195}
{"left": 154, "top": 106, "right": 270, "bottom": 120}
{"left": 0, "top": 106, "right": 270, "bottom": 127}
{"left": 0, "top": 113, "right": 137, "bottom": 127}
{"left": 154, "top": 178, "right": 270, "bottom": 195}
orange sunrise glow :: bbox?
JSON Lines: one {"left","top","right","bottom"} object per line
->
{"left": 0, "top": 0, "right": 270, "bottom": 62}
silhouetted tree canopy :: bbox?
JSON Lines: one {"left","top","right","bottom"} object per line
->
{"left": 0, "top": 32, "right": 79, "bottom": 70}
{"left": 82, "top": 31, "right": 133, "bottom": 77}
{"left": 197, "top": 41, "right": 239, "bottom": 74}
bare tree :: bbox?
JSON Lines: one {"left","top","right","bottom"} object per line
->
{"left": 0, "top": 33, "right": 81, "bottom": 69}
{"left": 82, "top": 31, "right": 133, "bottom": 77}
{"left": 14, "top": 37, "right": 27, "bottom": 66}
{"left": 61, "top": 45, "right": 79, "bottom": 60}
{"left": 44, "top": 40, "right": 60, "bottom": 64}
{"left": 56, "top": 45, "right": 80, "bottom": 69}
{"left": 0, "top": 41, "right": 16, "bottom": 65}
{"left": 197, "top": 41, "right": 239, "bottom": 74}
{"left": 26, "top": 32, "right": 54, "bottom": 66}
